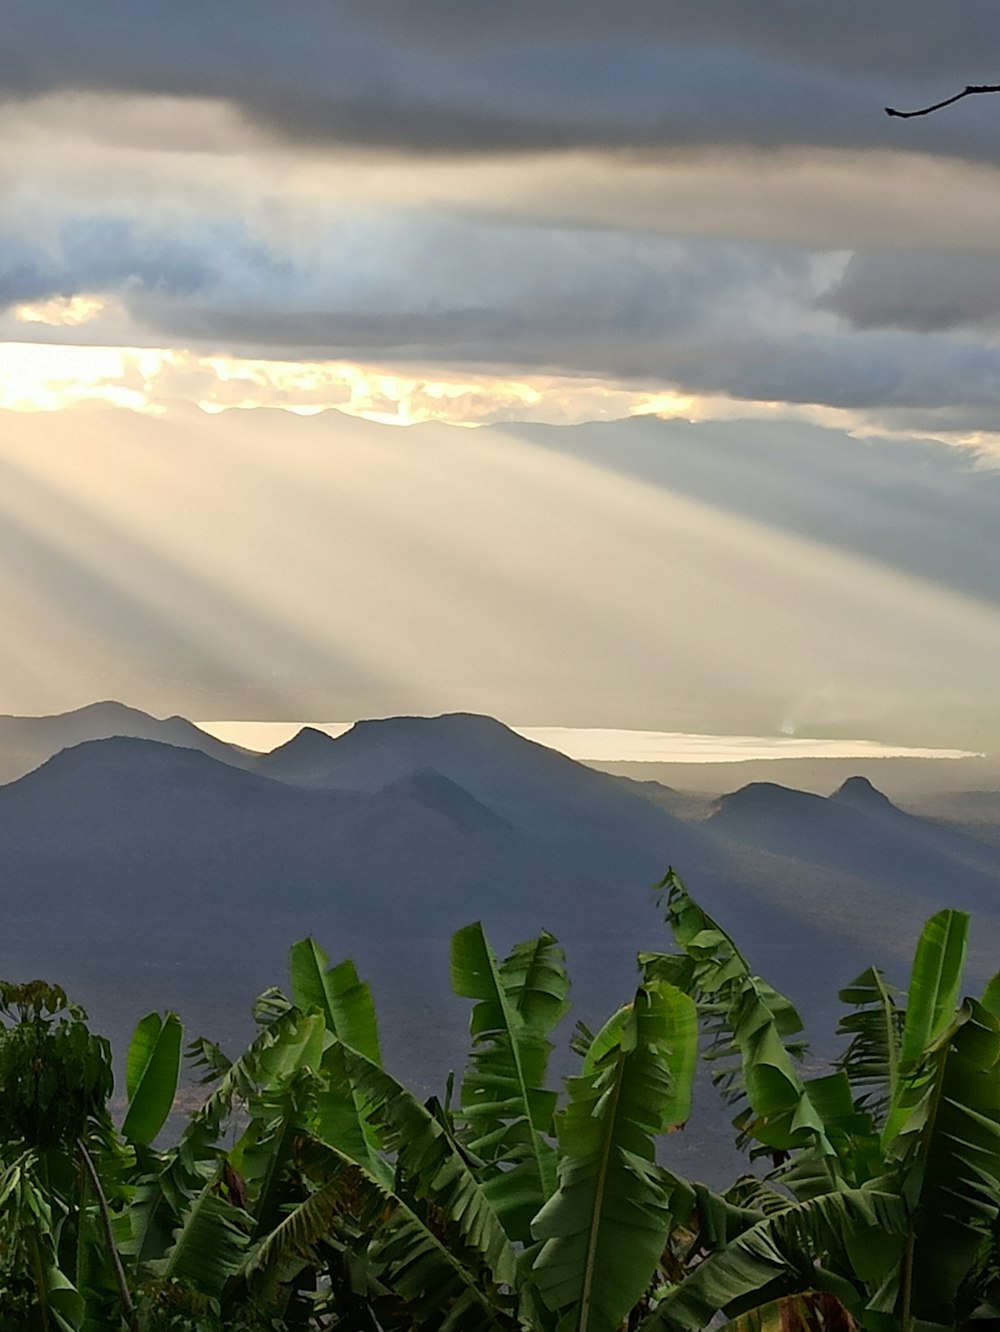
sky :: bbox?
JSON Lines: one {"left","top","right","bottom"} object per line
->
{"left": 3, "top": 5, "right": 1000, "bottom": 748}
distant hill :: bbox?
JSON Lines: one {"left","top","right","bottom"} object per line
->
{"left": 588, "top": 753, "right": 1000, "bottom": 803}
{"left": 703, "top": 776, "right": 1000, "bottom": 990}
{"left": 0, "top": 733, "right": 650, "bottom": 939}
{"left": 0, "top": 700, "right": 250, "bottom": 784}
{"left": 709, "top": 777, "right": 1000, "bottom": 894}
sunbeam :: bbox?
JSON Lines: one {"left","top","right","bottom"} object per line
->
{"left": 1, "top": 403, "right": 998, "bottom": 749}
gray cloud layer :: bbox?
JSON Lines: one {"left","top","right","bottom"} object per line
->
{"left": 821, "top": 249, "right": 1000, "bottom": 332}
{"left": 5, "top": 2, "right": 1000, "bottom": 161}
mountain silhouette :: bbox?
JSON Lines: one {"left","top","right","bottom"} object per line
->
{"left": 829, "top": 774, "right": 897, "bottom": 814}
{"left": 705, "top": 777, "right": 1000, "bottom": 989}
{"left": 0, "top": 700, "right": 249, "bottom": 785}
{"left": 255, "top": 712, "right": 720, "bottom": 892}
{"left": 827, "top": 774, "right": 1000, "bottom": 875}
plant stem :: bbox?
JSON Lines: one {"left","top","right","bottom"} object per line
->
{"left": 76, "top": 1137, "right": 140, "bottom": 1332}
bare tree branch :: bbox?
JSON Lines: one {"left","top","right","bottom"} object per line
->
{"left": 885, "top": 84, "right": 1000, "bottom": 119}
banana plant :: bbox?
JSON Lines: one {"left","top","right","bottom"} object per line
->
{"left": 7, "top": 879, "right": 1000, "bottom": 1332}
{"left": 224, "top": 923, "right": 701, "bottom": 1332}
{"left": 640, "top": 871, "right": 1000, "bottom": 1332}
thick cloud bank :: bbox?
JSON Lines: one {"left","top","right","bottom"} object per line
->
{"left": 4, "top": 7, "right": 1000, "bottom": 434}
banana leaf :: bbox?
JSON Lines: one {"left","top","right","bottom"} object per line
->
{"left": 883, "top": 909, "right": 968, "bottom": 1148}
{"left": 452, "top": 924, "right": 569, "bottom": 1238}
{"left": 529, "top": 980, "right": 697, "bottom": 1332}
{"left": 638, "top": 1186, "right": 906, "bottom": 1332}
{"left": 889, "top": 997, "right": 1000, "bottom": 1327}
{"left": 289, "top": 937, "right": 382, "bottom": 1064}
{"left": 332, "top": 1042, "right": 518, "bottom": 1290}
{"left": 121, "top": 1012, "right": 182, "bottom": 1147}
{"left": 288, "top": 937, "right": 387, "bottom": 1175}
{"left": 148, "top": 1174, "right": 250, "bottom": 1298}
{"left": 645, "top": 871, "right": 845, "bottom": 1162}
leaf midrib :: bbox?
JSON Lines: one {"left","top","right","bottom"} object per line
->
{"left": 579, "top": 1049, "right": 627, "bottom": 1332}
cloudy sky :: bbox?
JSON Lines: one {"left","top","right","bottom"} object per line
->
{"left": 3, "top": 5, "right": 1000, "bottom": 747}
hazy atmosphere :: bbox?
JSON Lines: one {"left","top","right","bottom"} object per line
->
{"left": 3, "top": 5, "right": 1000, "bottom": 751}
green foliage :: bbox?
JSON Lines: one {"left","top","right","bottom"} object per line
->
{"left": 122, "top": 1012, "right": 183, "bottom": 1147}
{"left": 3, "top": 873, "right": 1000, "bottom": 1331}
{"left": 530, "top": 981, "right": 696, "bottom": 1332}
{"left": 0, "top": 981, "right": 113, "bottom": 1150}
{"left": 451, "top": 923, "right": 568, "bottom": 1238}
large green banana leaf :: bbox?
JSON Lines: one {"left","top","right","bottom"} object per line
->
{"left": 148, "top": 1173, "right": 250, "bottom": 1298}
{"left": 332, "top": 1042, "right": 518, "bottom": 1291}
{"left": 185, "top": 1006, "right": 325, "bottom": 1152}
{"left": 529, "top": 980, "right": 697, "bottom": 1332}
{"left": 883, "top": 909, "right": 968, "bottom": 1148}
{"left": 288, "top": 937, "right": 388, "bottom": 1176}
{"left": 125, "top": 1007, "right": 324, "bottom": 1275}
{"left": 644, "top": 872, "right": 850, "bottom": 1165}
{"left": 837, "top": 967, "right": 902, "bottom": 1131}
{"left": 888, "top": 997, "right": 1000, "bottom": 1329}
{"left": 230, "top": 1074, "right": 318, "bottom": 1243}
{"left": 120, "top": 1011, "right": 182, "bottom": 1147}
{"left": 452, "top": 924, "right": 569, "bottom": 1238}
{"left": 289, "top": 937, "right": 382, "bottom": 1064}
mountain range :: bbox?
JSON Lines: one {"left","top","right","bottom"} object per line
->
{"left": 2, "top": 702, "right": 999, "bottom": 1093}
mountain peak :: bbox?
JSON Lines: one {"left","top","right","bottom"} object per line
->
{"left": 57, "top": 700, "right": 151, "bottom": 723}
{"left": 273, "top": 725, "right": 338, "bottom": 754}
{"left": 830, "top": 775, "right": 895, "bottom": 813}
{"left": 718, "top": 781, "right": 810, "bottom": 812}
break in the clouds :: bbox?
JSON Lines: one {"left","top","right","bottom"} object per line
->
{"left": 5, "top": 5, "right": 1000, "bottom": 432}
{"left": 4, "top": 212, "right": 1000, "bottom": 426}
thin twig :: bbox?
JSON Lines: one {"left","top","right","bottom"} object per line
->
{"left": 77, "top": 1137, "right": 141, "bottom": 1332}
{"left": 885, "top": 84, "right": 1000, "bottom": 118}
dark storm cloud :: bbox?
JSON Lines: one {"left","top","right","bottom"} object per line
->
{"left": 820, "top": 249, "right": 1000, "bottom": 332}
{"left": 6, "top": 1, "right": 1000, "bottom": 162}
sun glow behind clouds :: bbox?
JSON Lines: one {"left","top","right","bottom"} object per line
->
{"left": 0, "top": 341, "right": 702, "bottom": 426}
{"left": 8, "top": 337, "right": 997, "bottom": 453}
{"left": 15, "top": 294, "right": 109, "bottom": 327}
{"left": 0, "top": 343, "right": 163, "bottom": 413}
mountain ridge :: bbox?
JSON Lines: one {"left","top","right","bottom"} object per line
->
{"left": 3, "top": 705, "right": 1000, "bottom": 1106}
